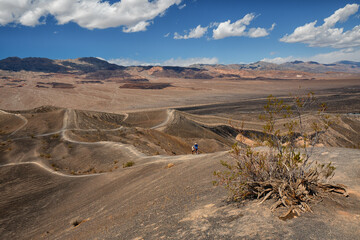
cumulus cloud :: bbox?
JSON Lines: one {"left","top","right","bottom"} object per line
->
{"left": 174, "top": 25, "right": 208, "bottom": 39}
{"left": 261, "top": 48, "right": 360, "bottom": 64}
{"left": 171, "top": 13, "right": 274, "bottom": 40}
{"left": 108, "top": 57, "right": 218, "bottom": 66}
{"left": 280, "top": 4, "right": 360, "bottom": 48}
{"left": 0, "top": 0, "right": 182, "bottom": 32}
{"left": 212, "top": 13, "right": 274, "bottom": 39}
{"left": 247, "top": 27, "right": 269, "bottom": 38}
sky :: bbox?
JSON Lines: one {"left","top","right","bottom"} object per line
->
{"left": 0, "top": 0, "right": 359, "bottom": 66}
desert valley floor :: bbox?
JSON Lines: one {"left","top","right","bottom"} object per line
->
{"left": 1, "top": 66, "right": 360, "bottom": 239}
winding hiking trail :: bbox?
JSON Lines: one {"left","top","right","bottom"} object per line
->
{"left": 0, "top": 109, "right": 144, "bottom": 177}
{"left": 0, "top": 110, "right": 28, "bottom": 136}
{"left": 0, "top": 108, "right": 219, "bottom": 178}
{"left": 61, "top": 109, "right": 146, "bottom": 159}
{"left": 0, "top": 161, "right": 102, "bottom": 178}
{"left": 151, "top": 109, "right": 175, "bottom": 130}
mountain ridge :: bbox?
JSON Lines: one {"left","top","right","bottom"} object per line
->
{"left": 0, "top": 56, "right": 360, "bottom": 74}
{"left": 191, "top": 60, "right": 360, "bottom": 73}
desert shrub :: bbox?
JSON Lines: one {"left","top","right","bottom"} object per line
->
{"left": 214, "top": 93, "right": 347, "bottom": 218}
{"left": 40, "top": 153, "right": 51, "bottom": 158}
{"left": 123, "top": 161, "right": 135, "bottom": 168}
{"left": 51, "top": 133, "right": 60, "bottom": 139}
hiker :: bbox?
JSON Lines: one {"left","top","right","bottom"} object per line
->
{"left": 191, "top": 145, "right": 195, "bottom": 154}
{"left": 194, "top": 143, "right": 199, "bottom": 154}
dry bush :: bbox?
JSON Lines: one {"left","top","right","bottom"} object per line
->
{"left": 214, "top": 93, "right": 348, "bottom": 218}
{"left": 51, "top": 133, "right": 60, "bottom": 139}
{"left": 123, "top": 161, "right": 135, "bottom": 168}
{"left": 40, "top": 153, "right": 51, "bottom": 158}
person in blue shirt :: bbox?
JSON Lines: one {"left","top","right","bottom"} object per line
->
{"left": 194, "top": 143, "right": 199, "bottom": 154}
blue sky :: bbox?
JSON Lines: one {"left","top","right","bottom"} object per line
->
{"left": 0, "top": 0, "right": 359, "bottom": 66}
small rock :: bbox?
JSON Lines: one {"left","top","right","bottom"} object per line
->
{"left": 166, "top": 163, "right": 174, "bottom": 169}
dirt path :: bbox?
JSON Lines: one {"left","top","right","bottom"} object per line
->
{"left": 151, "top": 109, "right": 174, "bottom": 130}
{"left": 61, "top": 109, "right": 146, "bottom": 159}
{"left": 142, "top": 150, "right": 228, "bottom": 165}
{"left": 0, "top": 161, "right": 102, "bottom": 178}
{"left": 122, "top": 112, "right": 129, "bottom": 121}
{"left": 0, "top": 109, "right": 28, "bottom": 136}
{"left": 1, "top": 108, "right": 211, "bottom": 178}
{"left": 7, "top": 108, "right": 123, "bottom": 141}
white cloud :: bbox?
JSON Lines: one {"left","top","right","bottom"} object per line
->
{"left": 261, "top": 48, "right": 360, "bottom": 64}
{"left": 209, "top": 22, "right": 219, "bottom": 28}
{"left": 280, "top": 4, "right": 360, "bottom": 48}
{"left": 307, "top": 48, "right": 360, "bottom": 63}
{"left": 212, "top": 14, "right": 253, "bottom": 39}
{"left": 270, "top": 23, "right": 276, "bottom": 31}
{"left": 323, "top": 4, "right": 358, "bottom": 27}
{"left": 0, "top": 0, "right": 182, "bottom": 32}
{"left": 174, "top": 25, "right": 208, "bottom": 39}
{"left": 261, "top": 56, "right": 296, "bottom": 64}
{"left": 212, "top": 13, "right": 274, "bottom": 39}
{"left": 108, "top": 57, "right": 218, "bottom": 66}
{"left": 123, "top": 21, "right": 151, "bottom": 33}
{"left": 178, "top": 4, "right": 186, "bottom": 10}
{"left": 164, "top": 32, "right": 170, "bottom": 37}
{"left": 162, "top": 57, "right": 218, "bottom": 66}
{"left": 247, "top": 27, "right": 269, "bottom": 38}
{"left": 108, "top": 58, "right": 157, "bottom": 66}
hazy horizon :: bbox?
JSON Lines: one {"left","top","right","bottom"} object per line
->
{"left": 1, "top": 55, "right": 360, "bottom": 68}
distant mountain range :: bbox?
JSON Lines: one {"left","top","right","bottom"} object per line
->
{"left": 0, "top": 57, "right": 360, "bottom": 76}
{"left": 192, "top": 60, "right": 360, "bottom": 73}
{"left": 0, "top": 57, "right": 124, "bottom": 73}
